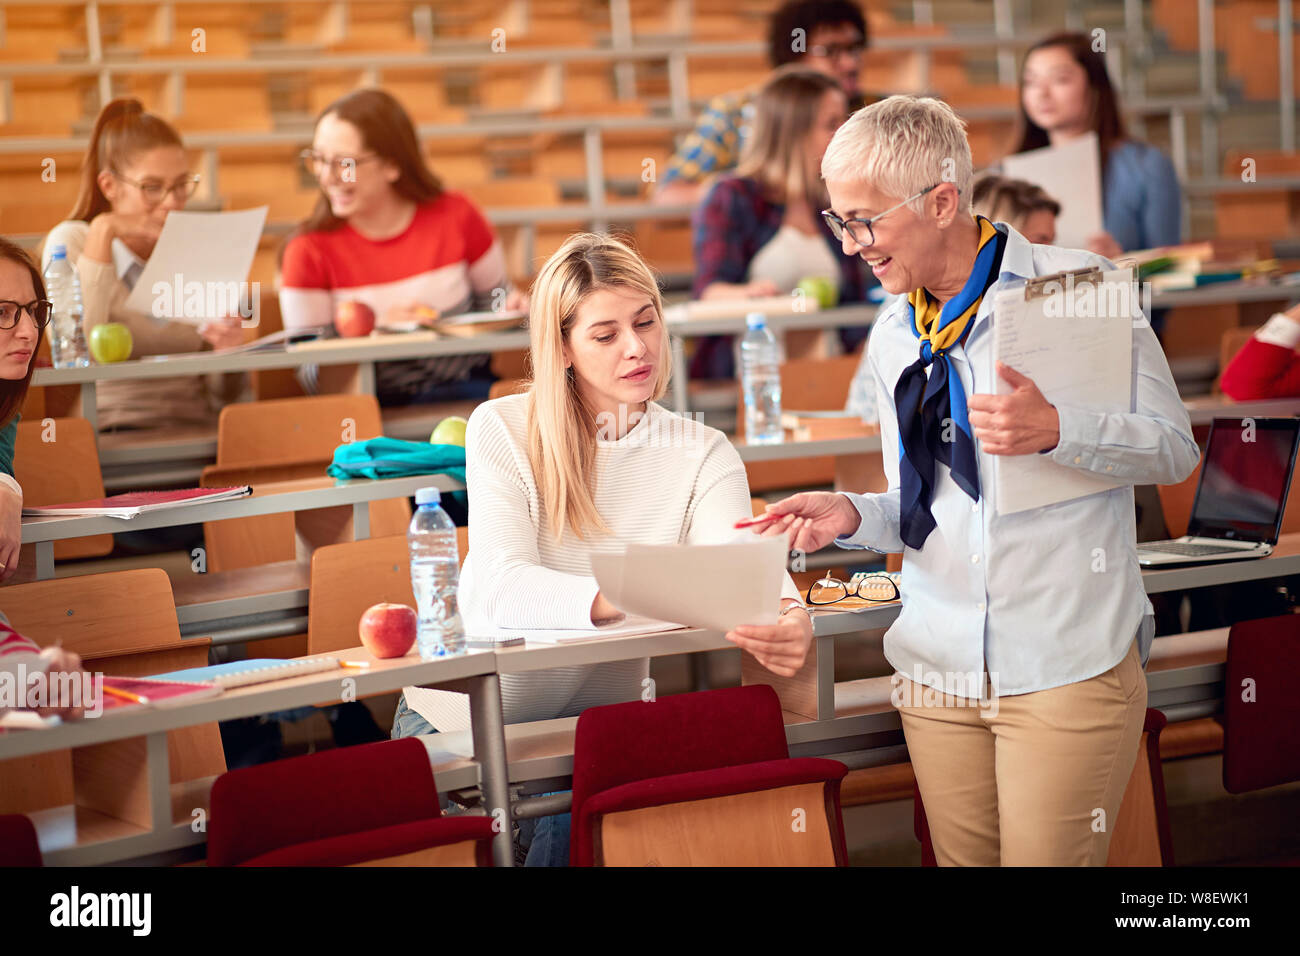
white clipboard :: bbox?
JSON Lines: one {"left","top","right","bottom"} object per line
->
{"left": 991, "top": 265, "right": 1136, "bottom": 515}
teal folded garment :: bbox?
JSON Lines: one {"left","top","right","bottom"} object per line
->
{"left": 328, "top": 437, "right": 467, "bottom": 482}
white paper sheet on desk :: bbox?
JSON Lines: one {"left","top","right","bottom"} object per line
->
{"left": 991, "top": 271, "right": 1133, "bottom": 514}
{"left": 1000, "top": 133, "right": 1102, "bottom": 249}
{"left": 123, "top": 207, "right": 269, "bottom": 322}
{"left": 472, "top": 615, "right": 685, "bottom": 645}
{"left": 589, "top": 537, "right": 787, "bottom": 632}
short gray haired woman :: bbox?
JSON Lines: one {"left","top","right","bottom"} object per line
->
{"left": 746, "top": 95, "right": 1200, "bottom": 866}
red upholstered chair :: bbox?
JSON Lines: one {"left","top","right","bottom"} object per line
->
{"left": 913, "top": 708, "right": 1174, "bottom": 866}
{"left": 1223, "top": 614, "right": 1300, "bottom": 793}
{"left": 570, "top": 684, "right": 849, "bottom": 866}
{"left": 207, "top": 738, "right": 495, "bottom": 866}
{"left": 0, "top": 814, "right": 42, "bottom": 866}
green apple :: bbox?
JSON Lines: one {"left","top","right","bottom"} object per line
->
{"left": 430, "top": 416, "right": 468, "bottom": 447}
{"left": 797, "top": 276, "right": 839, "bottom": 310}
{"left": 89, "top": 322, "right": 133, "bottom": 363}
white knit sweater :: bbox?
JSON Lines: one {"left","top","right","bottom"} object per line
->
{"left": 404, "top": 392, "right": 800, "bottom": 731}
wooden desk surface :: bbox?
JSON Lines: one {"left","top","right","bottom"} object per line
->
{"left": 0, "top": 644, "right": 494, "bottom": 762}
{"left": 21, "top": 472, "right": 462, "bottom": 544}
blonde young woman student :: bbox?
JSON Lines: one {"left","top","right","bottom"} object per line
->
{"left": 391, "top": 233, "right": 813, "bottom": 866}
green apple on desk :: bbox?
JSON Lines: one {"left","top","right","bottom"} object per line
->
{"left": 89, "top": 322, "right": 133, "bottom": 363}
{"left": 797, "top": 276, "right": 839, "bottom": 309}
{"left": 430, "top": 416, "right": 468, "bottom": 446}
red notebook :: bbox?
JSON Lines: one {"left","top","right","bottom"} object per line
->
{"left": 98, "top": 675, "right": 222, "bottom": 711}
{"left": 22, "top": 486, "right": 252, "bottom": 519}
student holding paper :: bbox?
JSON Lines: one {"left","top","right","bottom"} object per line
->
{"left": 390, "top": 233, "right": 811, "bottom": 866}
{"left": 279, "top": 89, "right": 526, "bottom": 405}
{"left": 749, "top": 95, "right": 1199, "bottom": 866}
{"left": 43, "top": 99, "right": 245, "bottom": 430}
{"left": 1012, "top": 32, "right": 1182, "bottom": 259}
{"left": 0, "top": 238, "right": 46, "bottom": 581}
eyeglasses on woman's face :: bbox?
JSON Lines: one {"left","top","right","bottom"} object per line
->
{"left": 300, "top": 149, "right": 382, "bottom": 181}
{"left": 821, "top": 183, "right": 942, "bottom": 247}
{"left": 111, "top": 171, "right": 201, "bottom": 206}
{"left": 0, "top": 299, "right": 52, "bottom": 332}
{"left": 806, "top": 571, "right": 900, "bottom": 606}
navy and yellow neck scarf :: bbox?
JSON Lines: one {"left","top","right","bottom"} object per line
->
{"left": 894, "top": 215, "right": 1007, "bottom": 549}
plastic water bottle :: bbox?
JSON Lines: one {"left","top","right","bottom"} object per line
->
{"left": 740, "top": 312, "right": 783, "bottom": 444}
{"left": 44, "top": 245, "right": 89, "bottom": 368}
{"left": 408, "top": 487, "right": 465, "bottom": 658}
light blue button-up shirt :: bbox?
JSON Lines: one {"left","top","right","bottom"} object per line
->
{"left": 836, "top": 224, "right": 1200, "bottom": 698}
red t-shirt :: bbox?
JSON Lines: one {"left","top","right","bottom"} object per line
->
{"left": 280, "top": 191, "right": 505, "bottom": 326}
{"left": 278, "top": 192, "right": 507, "bottom": 398}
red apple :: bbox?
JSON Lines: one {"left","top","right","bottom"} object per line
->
{"left": 334, "top": 300, "right": 376, "bottom": 337}
{"left": 358, "top": 603, "right": 417, "bottom": 658}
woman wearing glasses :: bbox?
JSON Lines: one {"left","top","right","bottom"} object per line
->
{"left": 280, "top": 89, "right": 525, "bottom": 406}
{"left": 1012, "top": 32, "right": 1182, "bottom": 261}
{"left": 749, "top": 95, "right": 1199, "bottom": 866}
{"left": 42, "top": 98, "right": 243, "bottom": 430}
{"left": 392, "top": 233, "right": 812, "bottom": 865}
{"left": 0, "top": 238, "right": 49, "bottom": 579}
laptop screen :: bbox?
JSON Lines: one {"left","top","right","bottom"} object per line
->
{"left": 1187, "top": 417, "right": 1300, "bottom": 543}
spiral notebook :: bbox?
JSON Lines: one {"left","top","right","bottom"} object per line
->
{"left": 150, "top": 656, "right": 342, "bottom": 689}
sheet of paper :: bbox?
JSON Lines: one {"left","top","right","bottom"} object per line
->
{"left": 467, "top": 614, "right": 685, "bottom": 646}
{"left": 123, "top": 207, "right": 268, "bottom": 323}
{"left": 992, "top": 270, "right": 1134, "bottom": 515}
{"left": 1001, "top": 132, "right": 1103, "bottom": 249}
{"left": 589, "top": 537, "right": 787, "bottom": 632}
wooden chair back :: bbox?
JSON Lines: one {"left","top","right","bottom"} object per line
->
{"left": 1106, "top": 710, "right": 1175, "bottom": 865}
{"left": 308, "top": 534, "right": 414, "bottom": 655}
{"left": 0, "top": 569, "right": 224, "bottom": 825}
{"left": 215, "top": 394, "right": 384, "bottom": 465}
{"left": 738, "top": 354, "right": 863, "bottom": 492}
{"left": 13, "top": 417, "right": 113, "bottom": 562}
{"left": 307, "top": 527, "right": 470, "bottom": 656}
{"left": 596, "top": 781, "right": 842, "bottom": 865}
{"left": 488, "top": 378, "right": 528, "bottom": 400}
{"left": 203, "top": 395, "right": 410, "bottom": 572}
{"left": 1216, "top": 325, "right": 1260, "bottom": 393}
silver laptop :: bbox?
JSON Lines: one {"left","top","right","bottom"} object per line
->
{"left": 1138, "top": 417, "right": 1300, "bottom": 567}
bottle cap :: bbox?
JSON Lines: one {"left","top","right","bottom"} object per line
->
{"left": 745, "top": 312, "right": 766, "bottom": 330}
{"left": 49, "top": 245, "right": 67, "bottom": 261}
{"left": 415, "top": 487, "right": 441, "bottom": 506}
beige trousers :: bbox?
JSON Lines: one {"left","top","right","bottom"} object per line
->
{"left": 896, "top": 637, "right": 1147, "bottom": 866}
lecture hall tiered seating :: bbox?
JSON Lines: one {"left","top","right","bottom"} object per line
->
{"left": 1, "top": 0, "right": 1298, "bottom": 879}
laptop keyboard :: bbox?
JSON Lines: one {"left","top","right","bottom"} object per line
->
{"left": 1140, "top": 541, "right": 1255, "bottom": 557}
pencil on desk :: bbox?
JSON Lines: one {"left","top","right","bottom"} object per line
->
{"left": 102, "top": 685, "right": 150, "bottom": 705}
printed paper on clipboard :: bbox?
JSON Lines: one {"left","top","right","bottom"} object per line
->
{"left": 991, "top": 266, "right": 1135, "bottom": 515}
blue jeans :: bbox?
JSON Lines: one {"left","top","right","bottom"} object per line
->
{"left": 390, "top": 692, "right": 571, "bottom": 866}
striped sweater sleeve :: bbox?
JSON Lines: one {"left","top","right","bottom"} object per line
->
{"left": 465, "top": 404, "right": 601, "bottom": 629}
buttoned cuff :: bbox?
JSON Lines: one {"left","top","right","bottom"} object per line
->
{"left": 0, "top": 473, "right": 21, "bottom": 498}
{"left": 1048, "top": 403, "right": 1101, "bottom": 471}
{"left": 833, "top": 492, "right": 878, "bottom": 551}
{"left": 1254, "top": 313, "right": 1300, "bottom": 349}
